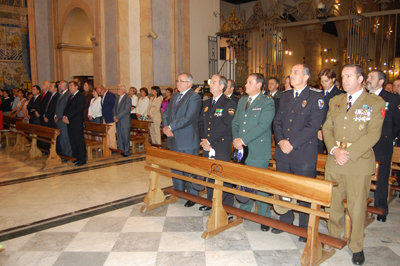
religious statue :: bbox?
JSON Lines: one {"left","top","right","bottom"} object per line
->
{"left": 221, "top": 8, "right": 243, "bottom": 33}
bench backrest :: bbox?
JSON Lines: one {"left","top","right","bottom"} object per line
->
{"left": 3, "top": 115, "right": 23, "bottom": 128}
{"left": 131, "top": 119, "right": 150, "bottom": 131}
{"left": 393, "top": 147, "right": 400, "bottom": 164}
{"left": 16, "top": 121, "right": 60, "bottom": 140}
{"left": 84, "top": 121, "right": 108, "bottom": 133}
{"left": 146, "top": 147, "right": 333, "bottom": 208}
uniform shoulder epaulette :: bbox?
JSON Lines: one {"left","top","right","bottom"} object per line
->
{"left": 281, "top": 89, "right": 292, "bottom": 94}
{"left": 309, "top": 87, "right": 323, "bottom": 93}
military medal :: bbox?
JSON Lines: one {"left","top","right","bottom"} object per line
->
{"left": 204, "top": 106, "right": 208, "bottom": 112}
{"left": 302, "top": 100, "right": 307, "bottom": 108}
{"left": 381, "top": 108, "right": 386, "bottom": 118}
{"left": 214, "top": 108, "right": 223, "bottom": 117}
{"left": 318, "top": 99, "right": 324, "bottom": 109}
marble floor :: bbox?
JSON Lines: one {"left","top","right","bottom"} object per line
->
{"left": 0, "top": 148, "right": 400, "bottom": 265}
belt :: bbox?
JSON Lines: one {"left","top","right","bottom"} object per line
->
{"left": 336, "top": 141, "right": 352, "bottom": 149}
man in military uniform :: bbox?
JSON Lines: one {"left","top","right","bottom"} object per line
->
{"left": 197, "top": 74, "right": 237, "bottom": 211}
{"left": 323, "top": 64, "right": 385, "bottom": 265}
{"left": 366, "top": 70, "right": 400, "bottom": 222}
{"left": 232, "top": 73, "right": 275, "bottom": 232}
{"left": 272, "top": 64, "right": 326, "bottom": 241}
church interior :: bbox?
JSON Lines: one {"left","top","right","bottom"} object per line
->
{"left": 1, "top": 0, "right": 400, "bottom": 265}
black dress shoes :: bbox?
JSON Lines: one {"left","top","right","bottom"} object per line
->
{"left": 298, "top": 236, "right": 307, "bottom": 243}
{"left": 377, "top": 214, "right": 387, "bottom": 222}
{"left": 75, "top": 161, "right": 86, "bottom": 166}
{"left": 260, "top": 224, "right": 270, "bottom": 232}
{"left": 121, "top": 153, "right": 130, "bottom": 157}
{"left": 199, "top": 205, "right": 211, "bottom": 211}
{"left": 271, "top": 228, "right": 283, "bottom": 234}
{"left": 72, "top": 159, "right": 79, "bottom": 164}
{"left": 352, "top": 250, "right": 365, "bottom": 265}
{"left": 184, "top": 200, "right": 195, "bottom": 207}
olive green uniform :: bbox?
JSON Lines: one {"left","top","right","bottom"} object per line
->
{"left": 322, "top": 90, "right": 385, "bottom": 252}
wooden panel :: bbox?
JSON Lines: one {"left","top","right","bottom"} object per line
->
{"left": 145, "top": 147, "right": 333, "bottom": 206}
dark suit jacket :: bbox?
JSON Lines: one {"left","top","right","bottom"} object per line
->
{"left": 0, "top": 97, "right": 12, "bottom": 112}
{"left": 63, "top": 91, "right": 85, "bottom": 128}
{"left": 162, "top": 89, "right": 202, "bottom": 152}
{"left": 113, "top": 94, "right": 132, "bottom": 129}
{"left": 43, "top": 92, "right": 60, "bottom": 128}
{"left": 102, "top": 91, "right": 116, "bottom": 123}
{"left": 373, "top": 89, "right": 400, "bottom": 158}
{"left": 274, "top": 87, "right": 326, "bottom": 164}
{"left": 27, "top": 95, "right": 42, "bottom": 124}
{"left": 265, "top": 90, "right": 281, "bottom": 114}
{"left": 199, "top": 95, "right": 237, "bottom": 161}
{"left": 39, "top": 91, "right": 52, "bottom": 120}
{"left": 227, "top": 94, "right": 239, "bottom": 105}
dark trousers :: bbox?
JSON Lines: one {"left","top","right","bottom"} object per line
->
{"left": 56, "top": 121, "right": 72, "bottom": 157}
{"left": 276, "top": 161, "right": 316, "bottom": 228}
{"left": 318, "top": 139, "right": 326, "bottom": 154}
{"left": 92, "top": 116, "right": 103, "bottom": 123}
{"left": 205, "top": 179, "right": 234, "bottom": 206}
{"left": 374, "top": 155, "right": 392, "bottom": 215}
{"left": 171, "top": 148, "right": 199, "bottom": 196}
{"left": 67, "top": 125, "right": 87, "bottom": 163}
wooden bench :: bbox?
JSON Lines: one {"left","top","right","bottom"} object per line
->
{"left": 390, "top": 147, "right": 400, "bottom": 195}
{"left": 142, "top": 147, "right": 346, "bottom": 266}
{"left": 130, "top": 119, "right": 151, "bottom": 153}
{"left": 84, "top": 122, "right": 111, "bottom": 159}
{"left": 0, "top": 115, "right": 23, "bottom": 149}
{"left": 15, "top": 121, "right": 62, "bottom": 170}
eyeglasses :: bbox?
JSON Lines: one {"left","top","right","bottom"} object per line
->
{"left": 176, "top": 80, "right": 189, "bottom": 83}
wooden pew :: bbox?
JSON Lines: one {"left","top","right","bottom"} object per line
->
{"left": 130, "top": 119, "right": 151, "bottom": 153}
{"left": 84, "top": 122, "right": 111, "bottom": 159}
{"left": 0, "top": 115, "right": 23, "bottom": 149}
{"left": 390, "top": 147, "right": 400, "bottom": 195}
{"left": 142, "top": 147, "right": 346, "bottom": 266}
{"left": 15, "top": 122, "right": 62, "bottom": 170}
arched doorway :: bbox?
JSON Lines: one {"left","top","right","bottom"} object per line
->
{"left": 60, "top": 7, "right": 93, "bottom": 83}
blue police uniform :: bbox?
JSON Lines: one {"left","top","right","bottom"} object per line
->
{"left": 273, "top": 86, "right": 326, "bottom": 228}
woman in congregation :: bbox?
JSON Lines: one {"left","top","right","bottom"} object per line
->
{"left": 136, "top": 87, "right": 149, "bottom": 120}
{"left": 161, "top": 87, "right": 173, "bottom": 113}
{"left": 129, "top": 86, "right": 138, "bottom": 119}
{"left": 10, "top": 89, "right": 26, "bottom": 119}
{"left": 21, "top": 92, "right": 33, "bottom": 122}
{"left": 88, "top": 89, "right": 103, "bottom": 123}
{"left": 284, "top": 75, "right": 292, "bottom": 91}
{"left": 83, "top": 81, "right": 93, "bottom": 122}
{"left": 147, "top": 86, "right": 163, "bottom": 145}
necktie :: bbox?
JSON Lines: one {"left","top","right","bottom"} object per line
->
{"left": 325, "top": 91, "right": 329, "bottom": 97}
{"left": 212, "top": 99, "right": 216, "bottom": 107}
{"left": 41, "top": 92, "right": 46, "bottom": 101}
{"left": 45, "top": 93, "right": 55, "bottom": 113}
{"left": 245, "top": 97, "right": 252, "bottom": 111}
{"left": 294, "top": 92, "right": 299, "bottom": 99}
{"left": 118, "top": 95, "right": 123, "bottom": 105}
{"left": 346, "top": 95, "right": 352, "bottom": 112}
{"left": 176, "top": 93, "right": 183, "bottom": 103}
